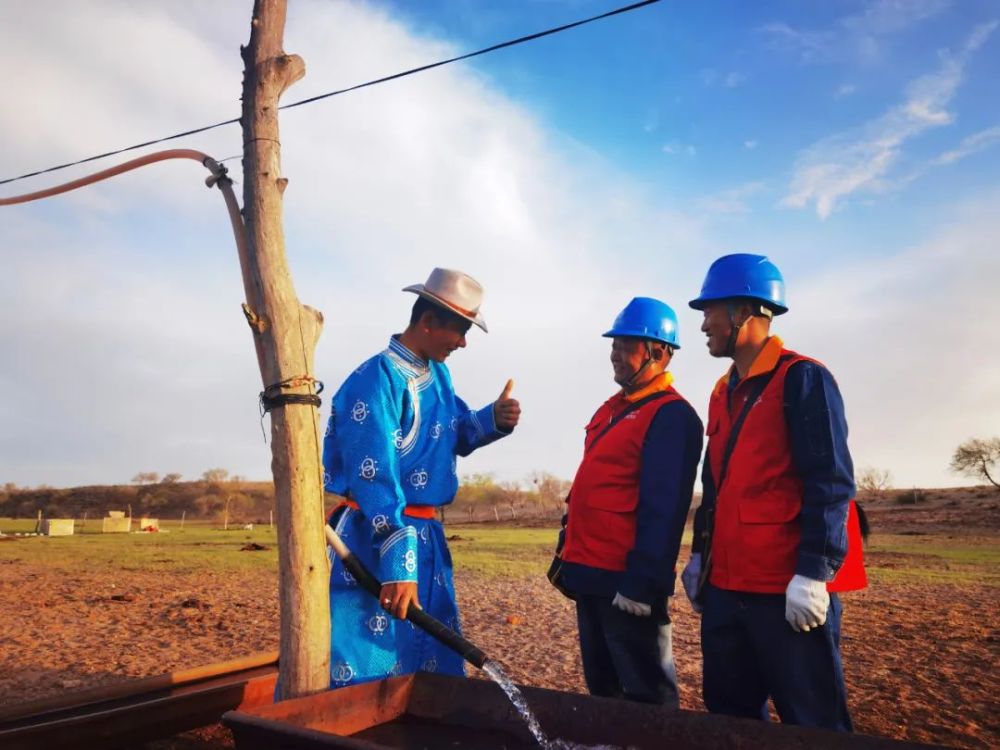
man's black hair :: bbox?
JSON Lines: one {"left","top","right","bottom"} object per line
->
{"left": 410, "top": 296, "right": 470, "bottom": 329}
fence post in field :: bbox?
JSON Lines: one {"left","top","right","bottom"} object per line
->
{"left": 240, "top": 0, "right": 329, "bottom": 699}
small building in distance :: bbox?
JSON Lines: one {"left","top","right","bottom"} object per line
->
{"left": 43, "top": 519, "right": 75, "bottom": 536}
{"left": 102, "top": 511, "right": 132, "bottom": 533}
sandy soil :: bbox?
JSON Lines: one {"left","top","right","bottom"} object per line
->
{"left": 1, "top": 498, "right": 997, "bottom": 749}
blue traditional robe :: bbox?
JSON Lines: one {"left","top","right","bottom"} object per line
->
{"left": 322, "top": 336, "right": 508, "bottom": 687}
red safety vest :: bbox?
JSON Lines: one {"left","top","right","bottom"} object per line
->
{"left": 706, "top": 342, "right": 866, "bottom": 594}
{"left": 563, "top": 380, "right": 686, "bottom": 572}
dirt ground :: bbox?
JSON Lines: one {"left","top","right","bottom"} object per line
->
{"left": 1, "top": 492, "right": 997, "bottom": 749}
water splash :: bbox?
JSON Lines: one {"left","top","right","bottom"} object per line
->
{"left": 482, "top": 659, "right": 623, "bottom": 750}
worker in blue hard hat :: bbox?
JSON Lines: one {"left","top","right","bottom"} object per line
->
{"left": 550, "top": 297, "right": 703, "bottom": 706}
{"left": 682, "top": 253, "right": 866, "bottom": 731}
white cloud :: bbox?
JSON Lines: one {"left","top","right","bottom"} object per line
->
{"left": 835, "top": 83, "right": 858, "bottom": 98}
{"left": 642, "top": 108, "right": 660, "bottom": 133}
{"left": 662, "top": 142, "right": 697, "bottom": 157}
{"left": 775, "top": 191, "right": 1000, "bottom": 487}
{"left": 695, "top": 181, "right": 766, "bottom": 216}
{"left": 782, "top": 22, "right": 996, "bottom": 218}
{"left": 701, "top": 68, "right": 747, "bottom": 88}
{"left": 744, "top": 139, "right": 759, "bottom": 150}
{"left": 724, "top": 71, "right": 747, "bottom": 88}
{"left": 933, "top": 125, "right": 1000, "bottom": 165}
{"left": 0, "top": 1, "right": 715, "bottom": 487}
{"left": 760, "top": 0, "right": 951, "bottom": 64}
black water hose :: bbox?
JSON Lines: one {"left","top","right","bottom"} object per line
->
{"left": 326, "top": 526, "right": 488, "bottom": 669}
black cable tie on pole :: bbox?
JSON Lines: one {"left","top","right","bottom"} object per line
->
{"left": 258, "top": 376, "right": 325, "bottom": 440}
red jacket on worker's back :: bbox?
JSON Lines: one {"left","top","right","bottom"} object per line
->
{"left": 704, "top": 337, "right": 866, "bottom": 594}
{"left": 563, "top": 377, "right": 685, "bottom": 572}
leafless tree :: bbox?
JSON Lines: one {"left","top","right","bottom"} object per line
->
{"left": 161, "top": 472, "right": 183, "bottom": 484}
{"left": 856, "top": 466, "right": 893, "bottom": 500}
{"left": 131, "top": 472, "right": 159, "bottom": 484}
{"left": 950, "top": 437, "right": 1000, "bottom": 490}
{"left": 201, "top": 468, "right": 230, "bottom": 483}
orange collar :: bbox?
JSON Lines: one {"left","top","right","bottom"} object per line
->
{"left": 744, "top": 335, "right": 785, "bottom": 379}
{"left": 623, "top": 371, "right": 674, "bottom": 403}
{"left": 714, "top": 336, "right": 785, "bottom": 394}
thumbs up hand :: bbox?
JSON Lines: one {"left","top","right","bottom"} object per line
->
{"left": 493, "top": 378, "right": 521, "bottom": 432}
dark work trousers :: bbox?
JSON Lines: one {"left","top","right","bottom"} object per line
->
{"left": 700, "top": 583, "right": 853, "bottom": 731}
{"left": 575, "top": 595, "right": 678, "bottom": 707}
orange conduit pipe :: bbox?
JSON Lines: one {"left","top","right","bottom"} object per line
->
{"left": 0, "top": 148, "right": 257, "bottom": 313}
{"left": 2, "top": 149, "right": 222, "bottom": 205}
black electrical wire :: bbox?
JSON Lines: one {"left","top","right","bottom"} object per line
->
{"left": 0, "top": 0, "right": 661, "bottom": 188}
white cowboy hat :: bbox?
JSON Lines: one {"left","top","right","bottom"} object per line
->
{"left": 403, "top": 268, "right": 488, "bottom": 332}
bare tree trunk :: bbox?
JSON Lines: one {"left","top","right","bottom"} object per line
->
{"left": 241, "top": 0, "right": 329, "bottom": 699}
{"left": 493, "top": 506, "right": 500, "bottom": 522}
{"left": 508, "top": 503, "right": 517, "bottom": 521}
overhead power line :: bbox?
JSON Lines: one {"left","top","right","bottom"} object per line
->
{"left": 1, "top": 0, "right": 661, "bottom": 188}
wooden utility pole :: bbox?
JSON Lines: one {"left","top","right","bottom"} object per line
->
{"left": 240, "top": 0, "right": 329, "bottom": 699}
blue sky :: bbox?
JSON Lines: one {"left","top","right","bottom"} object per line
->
{"left": 1, "top": 0, "right": 998, "bottom": 489}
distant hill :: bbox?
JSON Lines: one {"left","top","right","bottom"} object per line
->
{"left": 0, "top": 471, "right": 574, "bottom": 525}
{"left": 0, "top": 480, "right": 276, "bottom": 523}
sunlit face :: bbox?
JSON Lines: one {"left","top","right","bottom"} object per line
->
{"left": 700, "top": 302, "right": 735, "bottom": 358}
{"left": 610, "top": 337, "right": 650, "bottom": 386}
{"left": 424, "top": 315, "right": 471, "bottom": 363}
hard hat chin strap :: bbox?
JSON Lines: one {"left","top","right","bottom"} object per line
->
{"left": 724, "top": 302, "right": 743, "bottom": 358}
{"left": 623, "top": 341, "right": 660, "bottom": 391}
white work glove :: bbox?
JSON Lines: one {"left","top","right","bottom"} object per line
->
{"left": 680, "top": 553, "right": 703, "bottom": 613}
{"left": 612, "top": 592, "right": 651, "bottom": 617}
{"left": 785, "top": 574, "right": 830, "bottom": 632}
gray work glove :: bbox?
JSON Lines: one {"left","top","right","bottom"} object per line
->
{"left": 612, "top": 592, "right": 651, "bottom": 617}
{"left": 681, "top": 553, "right": 703, "bottom": 613}
{"left": 785, "top": 574, "right": 829, "bottom": 632}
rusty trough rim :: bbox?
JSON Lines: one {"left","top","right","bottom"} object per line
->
{"left": 0, "top": 651, "right": 279, "bottom": 749}
{"left": 0, "top": 650, "right": 278, "bottom": 723}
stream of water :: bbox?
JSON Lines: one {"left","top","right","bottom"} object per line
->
{"left": 482, "top": 659, "right": 624, "bottom": 750}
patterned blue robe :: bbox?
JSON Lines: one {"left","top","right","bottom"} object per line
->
{"left": 322, "top": 336, "right": 508, "bottom": 687}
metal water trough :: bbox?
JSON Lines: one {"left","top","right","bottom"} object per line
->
{"left": 222, "top": 673, "right": 945, "bottom": 750}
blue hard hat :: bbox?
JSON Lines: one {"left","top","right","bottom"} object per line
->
{"left": 688, "top": 253, "right": 787, "bottom": 314}
{"left": 603, "top": 297, "right": 681, "bottom": 349}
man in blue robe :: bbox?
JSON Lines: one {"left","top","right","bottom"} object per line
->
{"left": 323, "top": 267, "right": 520, "bottom": 687}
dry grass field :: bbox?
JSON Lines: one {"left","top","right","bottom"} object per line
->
{"left": 1, "top": 486, "right": 997, "bottom": 749}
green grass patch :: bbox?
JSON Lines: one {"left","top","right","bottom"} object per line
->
{"left": 0, "top": 518, "right": 280, "bottom": 573}
{"left": 4, "top": 517, "right": 995, "bottom": 589}
{"left": 865, "top": 534, "right": 999, "bottom": 587}
{"left": 447, "top": 526, "right": 558, "bottom": 578}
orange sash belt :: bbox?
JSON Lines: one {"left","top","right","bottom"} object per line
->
{"left": 338, "top": 499, "right": 438, "bottom": 520}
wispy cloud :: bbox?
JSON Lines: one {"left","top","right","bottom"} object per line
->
{"left": 0, "top": 1, "right": 714, "bottom": 487}
{"left": 700, "top": 68, "right": 747, "bottom": 88}
{"left": 779, "top": 190, "right": 1000, "bottom": 486}
{"left": 642, "top": 108, "right": 660, "bottom": 133}
{"left": 835, "top": 83, "right": 857, "bottom": 98}
{"left": 782, "top": 22, "right": 997, "bottom": 219}
{"left": 760, "top": 0, "right": 951, "bottom": 64}
{"left": 933, "top": 125, "right": 1000, "bottom": 165}
{"left": 696, "top": 181, "right": 766, "bottom": 215}
{"left": 744, "top": 139, "right": 758, "bottom": 150}
{"left": 662, "top": 142, "right": 697, "bottom": 157}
